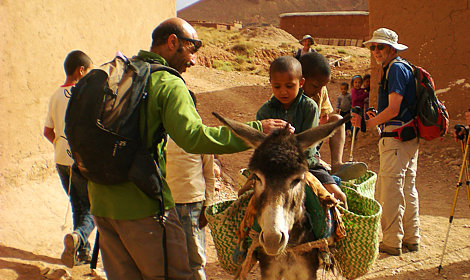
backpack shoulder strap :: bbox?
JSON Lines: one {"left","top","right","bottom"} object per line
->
{"left": 134, "top": 56, "right": 184, "bottom": 83}
{"left": 150, "top": 64, "right": 184, "bottom": 82}
{"left": 385, "top": 57, "right": 413, "bottom": 80}
{"left": 294, "top": 49, "right": 301, "bottom": 59}
{"left": 385, "top": 58, "right": 418, "bottom": 119}
{"left": 134, "top": 58, "right": 186, "bottom": 155}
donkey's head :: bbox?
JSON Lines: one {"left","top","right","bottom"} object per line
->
{"left": 213, "top": 113, "right": 348, "bottom": 256}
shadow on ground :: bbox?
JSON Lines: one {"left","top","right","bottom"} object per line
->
{"left": 0, "top": 245, "right": 61, "bottom": 265}
{"left": 367, "top": 258, "right": 470, "bottom": 280}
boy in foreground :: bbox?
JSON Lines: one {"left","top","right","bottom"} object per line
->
{"left": 257, "top": 55, "right": 346, "bottom": 204}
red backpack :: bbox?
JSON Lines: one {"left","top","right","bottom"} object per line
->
{"left": 387, "top": 58, "right": 449, "bottom": 141}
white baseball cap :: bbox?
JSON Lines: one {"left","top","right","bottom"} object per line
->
{"left": 363, "top": 28, "right": 408, "bottom": 51}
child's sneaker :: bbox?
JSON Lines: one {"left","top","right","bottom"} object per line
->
{"left": 332, "top": 162, "right": 367, "bottom": 181}
{"left": 76, "top": 250, "right": 92, "bottom": 265}
{"left": 61, "top": 232, "right": 79, "bottom": 268}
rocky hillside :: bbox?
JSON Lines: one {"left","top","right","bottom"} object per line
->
{"left": 178, "top": 0, "right": 368, "bottom": 26}
{"left": 193, "top": 25, "right": 370, "bottom": 78}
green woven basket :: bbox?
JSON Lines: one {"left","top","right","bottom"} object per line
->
{"left": 205, "top": 191, "right": 253, "bottom": 275}
{"left": 335, "top": 186, "right": 382, "bottom": 279}
{"left": 341, "top": 170, "right": 377, "bottom": 199}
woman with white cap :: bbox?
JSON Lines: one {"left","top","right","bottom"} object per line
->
{"left": 294, "top": 34, "right": 317, "bottom": 59}
{"left": 351, "top": 27, "right": 420, "bottom": 256}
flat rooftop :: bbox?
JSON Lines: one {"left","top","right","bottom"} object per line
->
{"left": 280, "top": 11, "right": 369, "bottom": 17}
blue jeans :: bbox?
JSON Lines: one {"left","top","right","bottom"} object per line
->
{"left": 56, "top": 164, "right": 95, "bottom": 255}
{"left": 175, "top": 202, "right": 206, "bottom": 280}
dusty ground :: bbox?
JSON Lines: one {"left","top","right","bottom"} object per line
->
{"left": 1, "top": 26, "right": 469, "bottom": 279}
{"left": 188, "top": 66, "right": 470, "bottom": 280}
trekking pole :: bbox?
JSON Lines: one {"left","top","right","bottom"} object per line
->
{"left": 349, "top": 106, "right": 362, "bottom": 161}
{"left": 463, "top": 135, "right": 470, "bottom": 208}
{"left": 464, "top": 108, "right": 470, "bottom": 207}
{"left": 90, "top": 231, "right": 99, "bottom": 270}
{"left": 455, "top": 124, "right": 470, "bottom": 206}
{"left": 464, "top": 143, "right": 470, "bottom": 208}
{"left": 438, "top": 130, "right": 470, "bottom": 273}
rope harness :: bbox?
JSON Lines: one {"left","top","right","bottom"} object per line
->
{"left": 238, "top": 229, "right": 331, "bottom": 279}
{"left": 236, "top": 171, "right": 346, "bottom": 279}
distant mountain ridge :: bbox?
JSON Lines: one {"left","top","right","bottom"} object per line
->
{"left": 178, "top": 0, "right": 368, "bottom": 26}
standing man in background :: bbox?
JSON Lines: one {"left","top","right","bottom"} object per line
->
{"left": 352, "top": 28, "right": 420, "bottom": 256}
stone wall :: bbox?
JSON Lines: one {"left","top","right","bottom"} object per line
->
{"left": 188, "top": 20, "right": 242, "bottom": 31}
{"left": 280, "top": 11, "right": 369, "bottom": 42}
{"left": 368, "top": 1, "right": 470, "bottom": 116}
{"left": 0, "top": 0, "right": 175, "bottom": 170}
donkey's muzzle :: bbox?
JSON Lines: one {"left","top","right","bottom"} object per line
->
{"left": 259, "top": 230, "right": 287, "bottom": 256}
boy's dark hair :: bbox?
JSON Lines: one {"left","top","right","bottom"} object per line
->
{"left": 341, "top": 82, "right": 349, "bottom": 89}
{"left": 298, "top": 52, "right": 330, "bottom": 79}
{"left": 363, "top": 74, "right": 371, "bottom": 80}
{"left": 269, "top": 56, "right": 302, "bottom": 80}
{"left": 64, "top": 50, "right": 92, "bottom": 76}
{"left": 151, "top": 21, "right": 185, "bottom": 48}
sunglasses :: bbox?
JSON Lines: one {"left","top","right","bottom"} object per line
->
{"left": 177, "top": 36, "right": 202, "bottom": 52}
{"left": 369, "top": 44, "right": 386, "bottom": 51}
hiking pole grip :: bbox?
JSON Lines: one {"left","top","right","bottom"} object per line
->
{"left": 454, "top": 124, "right": 467, "bottom": 141}
{"left": 366, "top": 107, "right": 381, "bottom": 135}
{"left": 351, "top": 106, "right": 362, "bottom": 115}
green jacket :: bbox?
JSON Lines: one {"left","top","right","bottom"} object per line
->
{"left": 88, "top": 50, "right": 262, "bottom": 220}
{"left": 256, "top": 91, "right": 320, "bottom": 167}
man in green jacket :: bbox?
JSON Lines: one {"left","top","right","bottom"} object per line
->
{"left": 89, "top": 17, "right": 288, "bottom": 280}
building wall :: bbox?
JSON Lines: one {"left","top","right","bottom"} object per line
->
{"left": 188, "top": 20, "right": 242, "bottom": 31}
{"left": 368, "top": 1, "right": 470, "bottom": 117}
{"left": 0, "top": 0, "right": 175, "bottom": 170}
{"left": 280, "top": 12, "right": 369, "bottom": 41}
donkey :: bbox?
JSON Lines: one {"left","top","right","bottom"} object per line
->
{"left": 213, "top": 112, "right": 349, "bottom": 280}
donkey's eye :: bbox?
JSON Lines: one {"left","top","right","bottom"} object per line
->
{"left": 291, "top": 179, "right": 301, "bottom": 187}
{"left": 252, "top": 174, "right": 262, "bottom": 187}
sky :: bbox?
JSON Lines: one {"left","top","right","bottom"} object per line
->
{"left": 177, "top": 0, "right": 200, "bottom": 11}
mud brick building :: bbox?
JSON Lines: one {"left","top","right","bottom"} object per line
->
{"left": 367, "top": 0, "right": 469, "bottom": 114}
{"left": 280, "top": 11, "right": 369, "bottom": 47}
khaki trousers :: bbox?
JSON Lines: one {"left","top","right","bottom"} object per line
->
{"left": 94, "top": 208, "right": 192, "bottom": 280}
{"left": 376, "top": 125, "right": 420, "bottom": 248}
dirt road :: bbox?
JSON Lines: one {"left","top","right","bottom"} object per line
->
{"left": 1, "top": 62, "right": 469, "bottom": 279}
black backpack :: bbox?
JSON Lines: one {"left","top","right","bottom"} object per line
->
{"left": 64, "top": 54, "right": 182, "bottom": 200}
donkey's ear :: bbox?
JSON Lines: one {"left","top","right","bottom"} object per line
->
{"left": 296, "top": 115, "right": 349, "bottom": 151}
{"left": 212, "top": 112, "right": 266, "bottom": 148}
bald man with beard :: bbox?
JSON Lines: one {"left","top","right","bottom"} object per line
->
{"left": 88, "top": 18, "right": 290, "bottom": 279}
